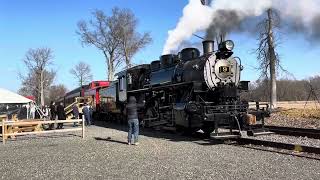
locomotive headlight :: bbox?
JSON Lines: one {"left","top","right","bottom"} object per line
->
{"left": 225, "top": 40, "right": 234, "bottom": 51}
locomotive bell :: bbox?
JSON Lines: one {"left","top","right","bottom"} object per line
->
{"left": 202, "top": 40, "right": 214, "bottom": 54}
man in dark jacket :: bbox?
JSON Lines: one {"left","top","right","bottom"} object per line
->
{"left": 56, "top": 102, "right": 66, "bottom": 129}
{"left": 49, "top": 101, "right": 56, "bottom": 130}
{"left": 127, "top": 96, "right": 144, "bottom": 145}
{"left": 72, "top": 104, "right": 79, "bottom": 127}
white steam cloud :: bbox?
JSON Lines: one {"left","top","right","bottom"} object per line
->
{"left": 162, "top": 0, "right": 320, "bottom": 54}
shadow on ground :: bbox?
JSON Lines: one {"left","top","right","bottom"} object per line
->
{"left": 94, "top": 137, "right": 128, "bottom": 145}
{"left": 92, "top": 120, "right": 224, "bottom": 146}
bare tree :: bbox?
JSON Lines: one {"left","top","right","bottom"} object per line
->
{"left": 47, "top": 84, "right": 68, "bottom": 103}
{"left": 256, "top": 9, "right": 281, "bottom": 109}
{"left": 70, "top": 61, "right": 93, "bottom": 87}
{"left": 77, "top": 8, "right": 152, "bottom": 79}
{"left": 117, "top": 8, "right": 152, "bottom": 68}
{"left": 77, "top": 9, "right": 122, "bottom": 81}
{"left": 19, "top": 70, "right": 56, "bottom": 104}
{"left": 19, "top": 48, "right": 55, "bottom": 106}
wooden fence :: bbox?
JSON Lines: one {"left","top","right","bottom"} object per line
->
{"left": 1, "top": 116, "right": 85, "bottom": 144}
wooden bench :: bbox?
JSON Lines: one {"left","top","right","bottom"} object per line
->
{"left": 2, "top": 118, "right": 85, "bottom": 144}
{"left": 0, "top": 115, "right": 43, "bottom": 140}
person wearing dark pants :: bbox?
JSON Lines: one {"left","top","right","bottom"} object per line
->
{"left": 128, "top": 118, "right": 139, "bottom": 145}
{"left": 126, "top": 96, "right": 144, "bottom": 145}
{"left": 72, "top": 104, "right": 79, "bottom": 127}
{"left": 56, "top": 102, "right": 66, "bottom": 129}
{"left": 89, "top": 104, "right": 93, "bottom": 125}
{"left": 49, "top": 101, "right": 56, "bottom": 130}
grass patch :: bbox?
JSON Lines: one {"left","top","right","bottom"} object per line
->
{"left": 277, "top": 108, "right": 320, "bottom": 119}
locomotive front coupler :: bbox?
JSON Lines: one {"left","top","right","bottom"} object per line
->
{"left": 245, "top": 109, "right": 274, "bottom": 137}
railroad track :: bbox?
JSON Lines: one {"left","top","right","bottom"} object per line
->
{"left": 212, "top": 126, "right": 320, "bottom": 160}
{"left": 230, "top": 137, "right": 320, "bottom": 160}
{"left": 99, "top": 121, "right": 320, "bottom": 159}
{"left": 159, "top": 125, "right": 320, "bottom": 160}
{"left": 264, "top": 125, "right": 320, "bottom": 139}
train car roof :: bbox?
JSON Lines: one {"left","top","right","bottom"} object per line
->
{"left": 115, "top": 70, "right": 126, "bottom": 77}
{"left": 129, "top": 64, "right": 150, "bottom": 69}
{"left": 65, "top": 85, "right": 89, "bottom": 96}
{"left": 89, "top": 80, "right": 110, "bottom": 89}
{"left": 99, "top": 80, "right": 117, "bottom": 90}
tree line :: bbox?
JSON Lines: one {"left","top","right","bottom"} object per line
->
{"left": 241, "top": 76, "right": 320, "bottom": 102}
{"left": 18, "top": 7, "right": 151, "bottom": 106}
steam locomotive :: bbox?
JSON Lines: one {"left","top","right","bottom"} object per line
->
{"left": 99, "top": 40, "right": 270, "bottom": 138}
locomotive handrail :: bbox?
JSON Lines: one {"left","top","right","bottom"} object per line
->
{"left": 128, "top": 81, "right": 193, "bottom": 93}
{"left": 127, "top": 87, "right": 150, "bottom": 93}
{"left": 204, "top": 104, "right": 248, "bottom": 113}
{"left": 159, "top": 106, "right": 171, "bottom": 110}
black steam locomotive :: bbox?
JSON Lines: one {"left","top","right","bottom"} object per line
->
{"left": 99, "top": 40, "right": 270, "bottom": 138}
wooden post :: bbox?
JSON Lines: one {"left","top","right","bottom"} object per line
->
{"left": 82, "top": 115, "right": 85, "bottom": 139}
{"left": 2, "top": 118, "right": 5, "bottom": 145}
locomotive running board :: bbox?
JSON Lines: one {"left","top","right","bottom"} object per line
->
{"left": 247, "top": 128, "right": 274, "bottom": 136}
{"left": 146, "top": 120, "right": 167, "bottom": 127}
{"left": 247, "top": 131, "right": 274, "bottom": 136}
{"left": 210, "top": 132, "right": 241, "bottom": 139}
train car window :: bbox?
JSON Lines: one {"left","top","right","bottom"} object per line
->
{"left": 128, "top": 74, "right": 132, "bottom": 85}
{"left": 116, "top": 82, "right": 119, "bottom": 101}
{"left": 119, "top": 77, "right": 124, "bottom": 91}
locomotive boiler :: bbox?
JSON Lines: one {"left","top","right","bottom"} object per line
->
{"left": 99, "top": 40, "right": 270, "bottom": 138}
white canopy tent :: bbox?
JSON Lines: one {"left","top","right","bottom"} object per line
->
{"left": 0, "top": 88, "right": 33, "bottom": 119}
{"left": 0, "top": 88, "right": 32, "bottom": 104}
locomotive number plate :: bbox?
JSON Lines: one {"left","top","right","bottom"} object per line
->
{"left": 219, "top": 66, "right": 230, "bottom": 73}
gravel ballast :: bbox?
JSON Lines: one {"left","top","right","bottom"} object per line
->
{"left": 253, "top": 134, "right": 320, "bottom": 148}
{"left": 0, "top": 122, "right": 319, "bottom": 180}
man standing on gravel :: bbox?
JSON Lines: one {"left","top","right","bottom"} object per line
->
{"left": 72, "top": 104, "right": 79, "bottom": 127}
{"left": 126, "top": 96, "right": 144, "bottom": 145}
{"left": 56, "top": 102, "right": 66, "bottom": 129}
{"left": 49, "top": 101, "right": 56, "bottom": 130}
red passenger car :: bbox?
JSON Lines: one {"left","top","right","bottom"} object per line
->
{"left": 62, "top": 80, "right": 110, "bottom": 119}
{"left": 84, "top": 81, "right": 110, "bottom": 112}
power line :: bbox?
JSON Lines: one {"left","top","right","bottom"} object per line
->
{"left": 192, "top": 34, "right": 204, "bottom": 40}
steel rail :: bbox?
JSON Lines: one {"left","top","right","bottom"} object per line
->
{"left": 234, "top": 138, "right": 320, "bottom": 160}
{"left": 264, "top": 125, "right": 320, "bottom": 139}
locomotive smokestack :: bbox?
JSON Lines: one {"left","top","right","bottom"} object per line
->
{"left": 202, "top": 40, "right": 214, "bottom": 54}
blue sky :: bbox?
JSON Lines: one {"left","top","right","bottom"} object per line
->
{"left": 1, "top": 0, "right": 319, "bottom": 93}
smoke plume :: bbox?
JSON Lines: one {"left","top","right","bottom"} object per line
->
{"left": 162, "top": 0, "right": 320, "bottom": 54}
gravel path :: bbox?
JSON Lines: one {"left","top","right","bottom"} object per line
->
{"left": 253, "top": 134, "right": 320, "bottom": 148}
{"left": 0, "top": 122, "right": 319, "bottom": 180}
